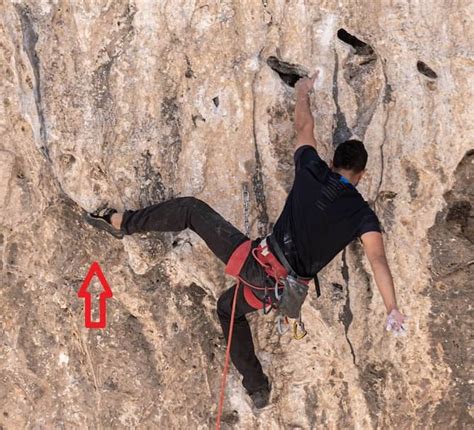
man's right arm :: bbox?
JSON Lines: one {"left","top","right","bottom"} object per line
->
{"left": 361, "top": 231, "right": 398, "bottom": 313}
{"left": 294, "top": 73, "right": 318, "bottom": 151}
{"left": 361, "top": 231, "right": 407, "bottom": 334}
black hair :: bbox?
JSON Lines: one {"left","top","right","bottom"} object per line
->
{"left": 333, "top": 139, "right": 368, "bottom": 173}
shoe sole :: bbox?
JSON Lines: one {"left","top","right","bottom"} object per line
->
{"left": 84, "top": 213, "right": 124, "bottom": 239}
{"left": 249, "top": 382, "right": 272, "bottom": 409}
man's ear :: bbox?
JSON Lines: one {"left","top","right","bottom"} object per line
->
{"left": 354, "top": 169, "right": 366, "bottom": 186}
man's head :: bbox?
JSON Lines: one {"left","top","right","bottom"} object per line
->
{"left": 332, "top": 139, "right": 368, "bottom": 186}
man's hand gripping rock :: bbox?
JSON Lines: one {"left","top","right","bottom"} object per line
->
{"left": 294, "top": 71, "right": 319, "bottom": 97}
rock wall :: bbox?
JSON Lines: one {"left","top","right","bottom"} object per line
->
{"left": 1, "top": 1, "right": 472, "bottom": 428}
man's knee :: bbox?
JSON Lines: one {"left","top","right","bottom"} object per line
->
{"left": 175, "top": 197, "right": 211, "bottom": 219}
{"left": 176, "top": 196, "right": 206, "bottom": 210}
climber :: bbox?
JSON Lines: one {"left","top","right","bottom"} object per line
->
{"left": 85, "top": 72, "right": 406, "bottom": 410}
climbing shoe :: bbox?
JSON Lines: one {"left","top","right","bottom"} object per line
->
{"left": 85, "top": 208, "right": 124, "bottom": 239}
{"left": 249, "top": 382, "right": 271, "bottom": 409}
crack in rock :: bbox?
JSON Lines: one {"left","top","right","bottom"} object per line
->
{"left": 332, "top": 51, "right": 352, "bottom": 146}
{"left": 340, "top": 249, "right": 357, "bottom": 365}
{"left": 251, "top": 63, "right": 270, "bottom": 237}
{"left": 375, "top": 62, "right": 392, "bottom": 203}
{"left": 341, "top": 44, "right": 381, "bottom": 141}
{"left": 15, "top": 4, "right": 48, "bottom": 159}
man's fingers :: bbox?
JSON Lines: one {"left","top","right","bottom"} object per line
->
{"left": 295, "top": 71, "right": 319, "bottom": 93}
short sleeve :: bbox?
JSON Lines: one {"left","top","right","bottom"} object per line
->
{"left": 294, "top": 145, "right": 323, "bottom": 172}
{"left": 357, "top": 207, "right": 382, "bottom": 237}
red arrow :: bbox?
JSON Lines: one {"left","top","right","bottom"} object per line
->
{"left": 78, "top": 261, "right": 113, "bottom": 329}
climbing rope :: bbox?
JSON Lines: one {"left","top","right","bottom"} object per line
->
{"left": 216, "top": 282, "right": 240, "bottom": 430}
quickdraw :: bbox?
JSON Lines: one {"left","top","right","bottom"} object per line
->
{"left": 292, "top": 315, "right": 307, "bottom": 340}
{"left": 276, "top": 313, "right": 307, "bottom": 340}
{"left": 275, "top": 314, "right": 289, "bottom": 335}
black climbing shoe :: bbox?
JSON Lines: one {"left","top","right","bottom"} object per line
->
{"left": 85, "top": 208, "right": 124, "bottom": 239}
{"left": 249, "top": 383, "right": 271, "bottom": 409}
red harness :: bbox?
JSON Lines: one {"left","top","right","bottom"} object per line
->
{"left": 225, "top": 238, "right": 296, "bottom": 309}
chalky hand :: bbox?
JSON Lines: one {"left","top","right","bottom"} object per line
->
{"left": 385, "top": 308, "right": 407, "bottom": 337}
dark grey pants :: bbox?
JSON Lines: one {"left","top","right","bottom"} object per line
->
{"left": 121, "top": 197, "right": 269, "bottom": 393}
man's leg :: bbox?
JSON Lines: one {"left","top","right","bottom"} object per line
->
{"left": 100, "top": 198, "right": 269, "bottom": 401}
{"left": 217, "top": 284, "right": 269, "bottom": 397}
{"left": 117, "top": 197, "right": 247, "bottom": 264}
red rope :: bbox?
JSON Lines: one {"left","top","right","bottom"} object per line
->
{"left": 216, "top": 282, "right": 240, "bottom": 430}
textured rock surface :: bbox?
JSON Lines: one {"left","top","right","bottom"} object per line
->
{"left": 1, "top": 1, "right": 473, "bottom": 428}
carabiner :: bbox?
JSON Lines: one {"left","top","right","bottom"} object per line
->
{"left": 274, "top": 279, "right": 283, "bottom": 300}
{"left": 292, "top": 319, "right": 307, "bottom": 340}
{"left": 276, "top": 314, "right": 289, "bottom": 335}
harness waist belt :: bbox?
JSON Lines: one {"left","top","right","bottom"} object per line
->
{"left": 267, "top": 235, "right": 310, "bottom": 281}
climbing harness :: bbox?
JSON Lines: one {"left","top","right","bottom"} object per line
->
{"left": 224, "top": 236, "right": 312, "bottom": 337}
{"left": 216, "top": 235, "right": 314, "bottom": 427}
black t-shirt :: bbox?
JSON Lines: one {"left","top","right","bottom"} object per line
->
{"left": 271, "top": 145, "right": 381, "bottom": 278}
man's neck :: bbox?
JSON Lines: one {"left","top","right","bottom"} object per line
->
{"left": 332, "top": 168, "right": 358, "bottom": 186}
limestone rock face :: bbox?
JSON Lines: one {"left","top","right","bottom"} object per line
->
{"left": 1, "top": 1, "right": 472, "bottom": 428}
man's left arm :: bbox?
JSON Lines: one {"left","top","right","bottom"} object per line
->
{"left": 361, "top": 231, "right": 406, "bottom": 332}
{"left": 294, "top": 72, "right": 318, "bottom": 152}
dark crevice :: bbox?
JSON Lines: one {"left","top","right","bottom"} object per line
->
{"left": 160, "top": 96, "right": 182, "bottom": 192}
{"left": 212, "top": 96, "right": 219, "bottom": 108}
{"left": 374, "top": 62, "right": 391, "bottom": 205}
{"left": 337, "top": 29, "right": 374, "bottom": 56}
{"left": 266, "top": 56, "right": 308, "bottom": 88}
{"left": 191, "top": 114, "right": 206, "bottom": 127}
{"left": 184, "top": 56, "right": 195, "bottom": 78}
{"left": 332, "top": 51, "right": 352, "bottom": 146}
{"left": 341, "top": 40, "right": 380, "bottom": 141}
{"left": 383, "top": 83, "right": 394, "bottom": 104}
{"left": 15, "top": 4, "right": 49, "bottom": 159}
{"left": 242, "top": 182, "right": 250, "bottom": 237}
{"left": 252, "top": 53, "right": 270, "bottom": 236}
{"left": 417, "top": 61, "right": 438, "bottom": 79}
{"left": 134, "top": 150, "right": 168, "bottom": 206}
{"left": 341, "top": 250, "right": 357, "bottom": 365}
{"left": 359, "top": 57, "right": 376, "bottom": 66}
{"left": 252, "top": 126, "right": 270, "bottom": 237}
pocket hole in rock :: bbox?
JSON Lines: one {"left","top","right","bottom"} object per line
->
{"left": 266, "top": 56, "right": 308, "bottom": 88}
{"left": 417, "top": 61, "right": 438, "bottom": 79}
{"left": 337, "top": 29, "right": 374, "bottom": 56}
{"left": 212, "top": 96, "right": 219, "bottom": 107}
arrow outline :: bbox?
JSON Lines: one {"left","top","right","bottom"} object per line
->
{"left": 78, "top": 261, "right": 113, "bottom": 329}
